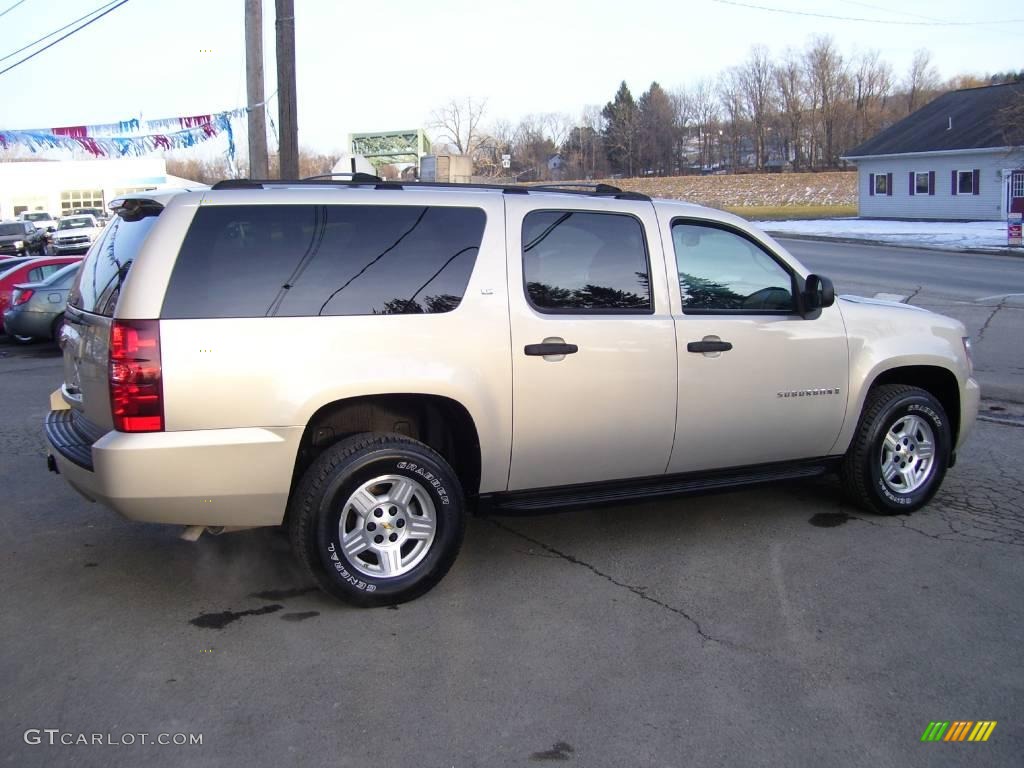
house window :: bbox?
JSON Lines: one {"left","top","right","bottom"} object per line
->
{"left": 952, "top": 169, "right": 980, "bottom": 196}
{"left": 874, "top": 173, "right": 889, "bottom": 195}
{"left": 60, "top": 189, "right": 104, "bottom": 213}
{"left": 957, "top": 171, "right": 974, "bottom": 195}
{"left": 915, "top": 172, "right": 930, "bottom": 194}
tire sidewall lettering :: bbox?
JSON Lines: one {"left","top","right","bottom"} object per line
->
{"left": 868, "top": 395, "right": 949, "bottom": 512}
{"left": 316, "top": 451, "right": 456, "bottom": 596}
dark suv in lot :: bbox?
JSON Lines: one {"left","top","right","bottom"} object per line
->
{"left": 0, "top": 222, "right": 46, "bottom": 256}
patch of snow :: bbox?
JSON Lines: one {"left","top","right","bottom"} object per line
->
{"left": 755, "top": 219, "right": 1015, "bottom": 252}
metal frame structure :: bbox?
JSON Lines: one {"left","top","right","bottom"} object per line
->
{"left": 348, "top": 129, "right": 430, "bottom": 167}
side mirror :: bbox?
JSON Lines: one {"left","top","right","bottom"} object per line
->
{"left": 803, "top": 274, "right": 835, "bottom": 313}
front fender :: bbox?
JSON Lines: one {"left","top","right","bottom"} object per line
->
{"left": 830, "top": 298, "right": 974, "bottom": 454}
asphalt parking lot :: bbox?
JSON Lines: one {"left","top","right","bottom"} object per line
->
{"left": 0, "top": 330, "right": 1021, "bottom": 768}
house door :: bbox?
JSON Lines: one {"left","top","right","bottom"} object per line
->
{"left": 1010, "top": 170, "right": 1024, "bottom": 214}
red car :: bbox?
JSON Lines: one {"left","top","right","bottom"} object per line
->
{"left": 0, "top": 256, "right": 83, "bottom": 320}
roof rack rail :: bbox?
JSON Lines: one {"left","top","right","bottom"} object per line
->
{"left": 531, "top": 183, "right": 622, "bottom": 193}
{"left": 208, "top": 178, "right": 650, "bottom": 200}
{"left": 302, "top": 172, "right": 382, "bottom": 182}
{"left": 529, "top": 182, "right": 648, "bottom": 201}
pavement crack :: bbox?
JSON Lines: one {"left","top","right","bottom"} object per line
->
{"left": 905, "top": 285, "right": 923, "bottom": 303}
{"left": 490, "top": 519, "right": 721, "bottom": 647}
{"left": 976, "top": 299, "right": 1005, "bottom": 343}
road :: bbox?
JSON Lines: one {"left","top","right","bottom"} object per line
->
{"left": 1, "top": 239, "right": 1022, "bottom": 767}
{"left": 778, "top": 238, "right": 1024, "bottom": 301}
{"left": 779, "top": 238, "right": 1024, "bottom": 403}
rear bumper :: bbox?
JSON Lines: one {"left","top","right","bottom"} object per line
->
{"left": 3, "top": 308, "right": 56, "bottom": 338}
{"left": 45, "top": 408, "right": 302, "bottom": 527}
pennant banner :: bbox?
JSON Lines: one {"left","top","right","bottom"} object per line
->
{"left": 0, "top": 108, "right": 243, "bottom": 160}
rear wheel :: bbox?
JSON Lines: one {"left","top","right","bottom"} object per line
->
{"left": 289, "top": 432, "right": 466, "bottom": 607}
{"left": 840, "top": 385, "right": 951, "bottom": 514}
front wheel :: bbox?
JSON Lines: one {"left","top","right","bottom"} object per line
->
{"left": 840, "top": 385, "right": 951, "bottom": 515}
{"left": 289, "top": 432, "right": 466, "bottom": 607}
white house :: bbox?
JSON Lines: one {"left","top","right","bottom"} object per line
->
{"left": 843, "top": 82, "right": 1024, "bottom": 221}
{"left": 0, "top": 157, "right": 201, "bottom": 220}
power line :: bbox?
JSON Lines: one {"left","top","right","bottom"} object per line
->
{"left": 0, "top": 0, "right": 120, "bottom": 64}
{"left": 707, "top": 0, "right": 1024, "bottom": 25}
{"left": 0, "top": 0, "right": 131, "bottom": 77}
{"left": 0, "top": 0, "right": 29, "bottom": 20}
{"left": 840, "top": 0, "right": 948, "bottom": 23}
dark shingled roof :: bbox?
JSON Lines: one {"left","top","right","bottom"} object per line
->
{"left": 845, "top": 81, "right": 1024, "bottom": 158}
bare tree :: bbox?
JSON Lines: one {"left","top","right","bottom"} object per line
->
{"left": 688, "top": 79, "right": 720, "bottom": 170}
{"left": 541, "top": 113, "right": 574, "bottom": 153}
{"left": 804, "top": 36, "right": 850, "bottom": 168}
{"left": 775, "top": 49, "right": 807, "bottom": 169}
{"left": 997, "top": 92, "right": 1024, "bottom": 147}
{"left": 737, "top": 45, "right": 776, "bottom": 170}
{"left": 429, "top": 97, "right": 487, "bottom": 155}
{"left": 718, "top": 69, "right": 746, "bottom": 170}
{"left": 905, "top": 49, "right": 940, "bottom": 114}
{"left": 852, "top": 49, "right": 893, "bottom": 145}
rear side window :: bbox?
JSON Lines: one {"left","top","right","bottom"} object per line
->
{"left": 68, "top": 213, "right": 158, "bottom": 316}
{"left": 162, "top": 204, "right": 486, "bottom": 318}
{"left": 522, "top": 210, "right": 651, "bottom": 313}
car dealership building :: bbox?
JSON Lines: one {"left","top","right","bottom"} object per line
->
{"left": 0, "top": 158, "right": 201, "bottom": 220}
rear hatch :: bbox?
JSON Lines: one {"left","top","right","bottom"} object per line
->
{"left": 61, "top": 199, "right": 165, "bottom": 432}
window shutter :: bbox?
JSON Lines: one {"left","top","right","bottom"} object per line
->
{"left": 909, "top": 171, "right": 915, "bottom": 195}
{"left": 928, "top": 171, "right": 935, "bottom": 195}
{"left": 869, "top": 173, "right": 875, "bottom": 196}
{"left": 973, "top": 169, "right": 980, "bottom": 195}
{"left": 952, "top": 170, "right": 957, "bottom": 195}
{"left": 886, "top": 173, "right": 893, "bottom": 196}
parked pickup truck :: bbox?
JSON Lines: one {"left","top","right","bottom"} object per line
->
{"left": 44, "top": 181, "right": 980, "bottom": 606}
{"left": 17, "top": 210, "right": 59, "bottom": 233}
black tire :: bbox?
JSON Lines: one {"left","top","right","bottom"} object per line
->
{"left": 288, "top": 432, "right": 466, "bottom": 607}
{"left": 840, "top": 385, "right": 951, "bottom": 515}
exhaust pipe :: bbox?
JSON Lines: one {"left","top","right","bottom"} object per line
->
{"left": 180, "top": 525, "right": 259, "bottom": 541}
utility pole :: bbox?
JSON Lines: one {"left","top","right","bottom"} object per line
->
{"left": 275, "top": 0, "right": 298, "bottom": 179}
{"left": 244, "top": 0, "right": 268, "bottom": 179}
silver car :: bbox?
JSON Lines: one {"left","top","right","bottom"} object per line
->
{"left": 2, "top": 262, "right": 80, "bottom": 343}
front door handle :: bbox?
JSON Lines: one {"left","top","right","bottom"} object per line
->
{"left": 525, "top": 342, "right": 579, "bottom": 356}
{"left": 687, "top": 340, "right": 733, "bottom": 353}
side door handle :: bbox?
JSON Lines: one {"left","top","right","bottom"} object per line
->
{"left": 525, "top": 342, "right": 579, "bottom": 356}
{"left": 687, "top": 340, "right": 732, "bottom": 353}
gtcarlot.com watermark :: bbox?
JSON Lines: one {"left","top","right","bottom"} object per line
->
{"left": 24, "top": 729, "right": 202, "bottom": 746}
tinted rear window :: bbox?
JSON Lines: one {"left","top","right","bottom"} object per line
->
{"left": 161, "top": 204, "right": 485, "bottom": 318}
{"left": 68, "top": 214, "right": 158, "bottom": 316}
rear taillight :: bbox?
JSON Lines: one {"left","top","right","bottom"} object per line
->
{"left": 109, "top": 319, "right": 163, "bottom": 432}
{"left": 12, "top": 289, "right": 33, "bottom": 306}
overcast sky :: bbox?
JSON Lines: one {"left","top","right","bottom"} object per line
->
{"left": 1, "top": 0, "right": 1022, "bottom": 155}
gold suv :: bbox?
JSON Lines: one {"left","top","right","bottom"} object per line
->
{"left": 44, "top": 179, "right": 980, "bottom": 606}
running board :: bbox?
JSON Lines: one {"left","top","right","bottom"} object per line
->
{"left": 479, "top": 458, "right": 838, "bottom": 515}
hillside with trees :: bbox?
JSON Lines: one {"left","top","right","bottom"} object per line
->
{"left": 428, "top": 37, "right": 1023, "bottom": 182}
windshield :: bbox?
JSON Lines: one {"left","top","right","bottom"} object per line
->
{"left": 24, "top": 212, "right": 50, "bottom": 221}
{"left": 58, "top": 218, "right": 94, "bottom": 230}
{"left": 0, "top": 224, "right": 25, "bottom": 236}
